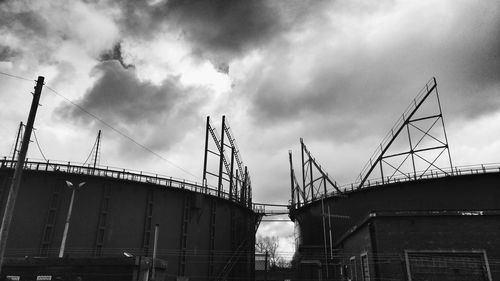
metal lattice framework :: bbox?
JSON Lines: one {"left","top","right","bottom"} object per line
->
{"left": 356, "top": 77, "right": 453, "bottom": 189}
{"left": 289, "top": 139, "right": 341, "bottom": 207}
{"left": 202, "top": 116, "right": 251, "bottom": 206}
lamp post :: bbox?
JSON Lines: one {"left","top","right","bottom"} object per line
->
{"left": 59, "top": 180, "right": 86, "bottom": 258}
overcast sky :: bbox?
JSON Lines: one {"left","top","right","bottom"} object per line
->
{"left": 1, "top": 0, "right": 499, "bottom": 259}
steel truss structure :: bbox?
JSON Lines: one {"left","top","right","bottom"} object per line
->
{"left": 289, "top": 77, "right": 454, "bottom": 208}
{"left": 289, "top": 138, "right": 341, "bottom": 208}
{"left": 357, "top": 77, "right": 453, "bottom": 189}
{"left": 202, "top": 116, "right": 252, "bottom": 207}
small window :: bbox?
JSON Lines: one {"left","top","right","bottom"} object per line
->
{"left": 360, "top": 253, "right": 370, "bottom": 281}
{"left": 350, "top": 256, "right": 357, "bottom": 281}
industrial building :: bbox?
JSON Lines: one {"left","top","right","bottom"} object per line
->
{"left": 290, "top": 171, "right": 500, "bottom": 280}
{"left": 0, "top": 158, "right": 255, "bottom": 280}
{"left": 289, "top": 78, "right": 500, "bottom": 281}
{"left": 1, "top": 75, "right": 499, "bottom": 281}
{"left": 0, "top": 93, "right": 257, "bottom": 281}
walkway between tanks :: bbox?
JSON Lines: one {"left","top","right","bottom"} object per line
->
{"left": 253, "top": 203, "right": 291, "bottom": 223}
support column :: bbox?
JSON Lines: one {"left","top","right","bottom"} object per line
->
{"left": 217, "top": 116, "right": 226, "bottom": 197}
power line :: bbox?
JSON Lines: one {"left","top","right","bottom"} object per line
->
{"left": 0, "top": 71, "right": 200, "bottom": 181}
{"left": 32, "top": 130, "right": 49, "bottom": 162}
{"left": 82, "top": 134, "right": 98, "bottom": 166}
{"left": 44, "top": 85, "right": 201, "bottom": 181}
{"left": 0, "top": 71, "right": 33, "bottom": 82}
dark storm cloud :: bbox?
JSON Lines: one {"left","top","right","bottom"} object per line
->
{"left": 57, "top": 61, "right": 207, "bottom": 151}
{"left": 99, "top": 43, "right": 134, "bottom": 69}
{"left": 0, "top": 8, "right": 49, "bottom": 37}
{"left": 166, "top": 0, "right": 281, "bottom": 59}
{"left": 0, "top": 1, "right": 120, "bottom": 69}
{"left": 242, "top": 1, "right": 500, "bottom": 142}
{"left": 112, "top": 0, "right": 322, "bottom": 65}
{"left": 0, "top": 3, "right": 53, "bottom": 60}
{"left": 0, "top": 45, "right": 19, "bottom": 61}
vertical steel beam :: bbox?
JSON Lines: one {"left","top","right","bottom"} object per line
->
{"left": 248, "top": 183, "right": 252, "bottom": 208}
{"left": 300, "top": 139, "right": 306, "bottom": 201}
{"left": 235, "top": 170, "right": 239, "bottom": 203}
{"left": 217, "top": 116, "right": 226, "bottom": 197}
{"left": 323, "top": 176, "right": 327, "bottom": 196}
{"left": 434, "top": 79, "right": 454, "bottom": 174}
{"left": 243, "top": 166, "right": 248, "bottom": 206}
{"left": 309, "top": 154, "right": 314, "bottom": 200}
{"left": 229, "top": 147, "right": 235, "bottom": 200}
{"left": 406, "top": 123, "right": 417, "bottom": 180}
{"left": 379, "top": 159, "right": 385, "bottom": 184}
{"left": 288, "top": 151, "right": 295, "bottom": 207}
{"left": 202, "top": 116, "right": 210, "bottom": 187}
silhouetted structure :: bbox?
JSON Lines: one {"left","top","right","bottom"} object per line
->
{"left": 0, "top": 116, "right": 257, "bottom": 281}
{"left": 289, "top": 78, "right": 500, "bottom": 281}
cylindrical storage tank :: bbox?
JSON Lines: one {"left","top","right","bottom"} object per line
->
{"left": 292, "top": 172, "right": 500, "bottom": 247}
{"left": 0, "top": 159, "right": 256, "bottom": 281}
{"left": 290, "top": 171, "right": 500, "bottom": 280}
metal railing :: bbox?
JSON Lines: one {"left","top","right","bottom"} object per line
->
{"left": 0, "top": 157, "right": 252, "bottom": 209}
{"left": 293, "top": 162, "right": 500, "bottom": 208}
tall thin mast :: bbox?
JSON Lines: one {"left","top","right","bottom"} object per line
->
{"left": 0, "top": 76, "right": 44, "bottom": 273}
{"left": 11, "top": 122, "right": 23, "bottom": 163}
{"left": 93, "top": 130, "right": 102, "bottom": 169}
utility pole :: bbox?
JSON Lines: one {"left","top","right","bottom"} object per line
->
{"left": 0, "top": 76, "right": 44, "bottom": 274}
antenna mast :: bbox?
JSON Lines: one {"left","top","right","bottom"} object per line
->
{"left": 93, "top": 130, "right": 102, "bottom": 169}
{"left": 11, "top": 122, "right": 24, "bottom": 163}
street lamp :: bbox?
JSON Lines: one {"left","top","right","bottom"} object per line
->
{"left": 59, "top": 180, "right": 86, "bottom": 258}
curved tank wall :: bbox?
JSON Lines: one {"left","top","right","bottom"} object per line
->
{"left": 291, "top": 171, "right": 500, "bottom": 248}
{"left": 0, "top": 160, "right": 256, "bottom": 281}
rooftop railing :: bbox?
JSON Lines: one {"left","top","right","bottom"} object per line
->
{"left": 0, "top": 157, "right": 252, "bottom": 209}
{"left": 292, "top": 162, "right": 500, "bottom": 208}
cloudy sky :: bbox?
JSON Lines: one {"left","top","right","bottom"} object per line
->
{"left": 1, "top": 0, "right": 499, "bottom": 259}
